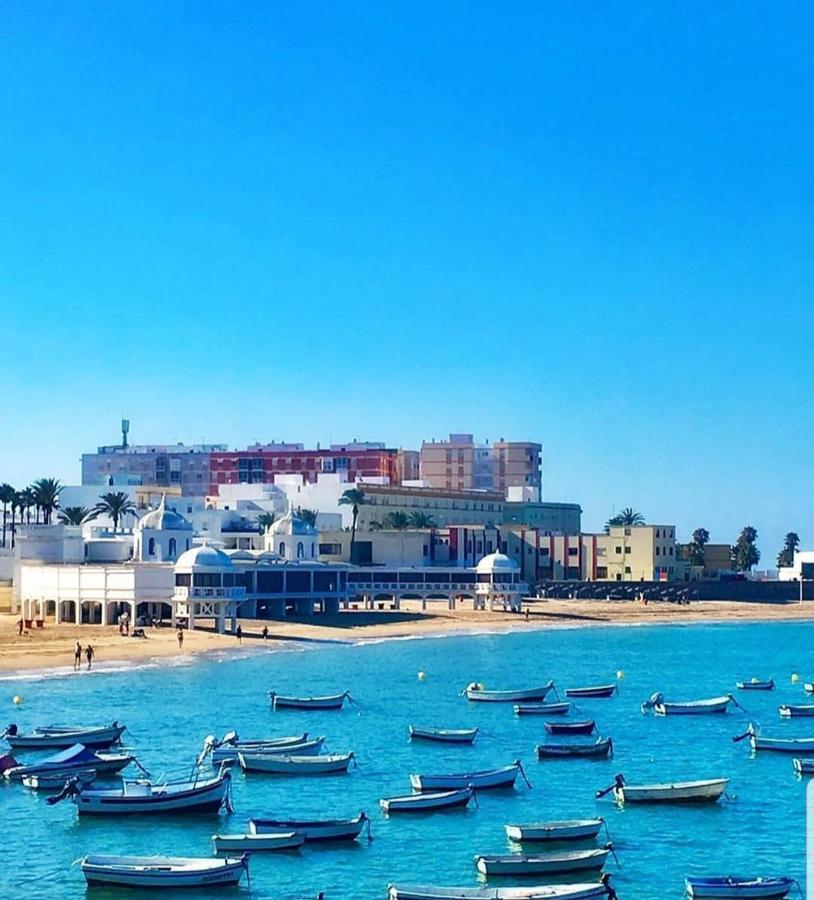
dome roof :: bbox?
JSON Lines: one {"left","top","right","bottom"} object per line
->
{"left": 476, "top": 552, "right": 519, "bottom": 574}
{"left": 137, "top": 495, "right": 192, "bottom": 532}
{"left": 268, "top": 508, "right": 317, "bottom": 536}
{"left": 175, "top": 542, "right": 232, "bottom": 569}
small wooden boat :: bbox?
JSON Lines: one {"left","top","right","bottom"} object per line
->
{"left": 212, "top": 831, "right": 304, "bottom": 852}
{"left": 409, "top": 725, "right": 478, "bottom": 744}
{"left": 544, "top": 721, "right": 596, "bottom": 736}
{"left": 736, "top": 679, "right": 775, "bottom": 691}
{"left": 238, "top": 751, "right": 354, "bottom": 774}
{"left": 249, "top": 811, "right": 370, "bottom": 842}
{"left": 804, "top": 683, "right": 814, "bottom": 694}
{"left": 380, "top": 788, "right": 473, "bottom": 813}
{"left": 564, "top": 685, "right": 616, "bottom": 699}
{"left": 3, "top": 744, "right": 134, "bottom": 781}
{"left": 745, "top": 731, "right": 814, "bottom": 753}
{"left": 410, "top": 761, "right": 529, "bottom": 792}
{"left": 505, "top": 819, "right": 605, "bottom": 843}
{"left": 597, "top": 774, "right": 728, "bottom": 804}
{"left": 80, "top": 854, "right": 249, "bottom": 888}
{"left": 269, "top": 691, "right": 350, "bottom": 710}
{"left": 642, "top": 693, "right": 732, "bottom": 715}
{"left": 793, "top": 757, "right": 814, "bottom": 775}
{"left": 55, "top": 768, "right": 231, "bottom": 815}
{"left": 536, "top": 738, "right": 612, "bottom": 759}
{"left": 685, "top": 876, "right": 795, "bottom": 897}
{"left": 200, "top": 731, "right": 324, "bottom": 764}
{"left": 779, "top": 704, "right": 814, "bottom": 718}
{"left": 465, "top": 682, "right": 556, "bottom": 703}
{"left": 387, "top": 880, "right": 615, "bottom": 899}
{"left": 1, "top": 721, "right": 126, "bottom": 750}
{"left": 475, "top": 844, "right": 613, "bottom": 876}
{"left": 515, "top": 702, "right": 571, "bottom": 717}
{"left": 22, "top": 769, "right": 96, "bottom": 791}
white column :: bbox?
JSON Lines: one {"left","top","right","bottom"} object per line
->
{"left": 188, "top": 602, "right": 196, "bottom": 631}
{"left": 55, "top": 600, "right": 61, "bottom": 625}
{"left": 75, "top": 601, "right": 81, "bottom": 625}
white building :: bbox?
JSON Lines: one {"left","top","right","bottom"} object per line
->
{"left": 264, "top": 508, "right": 318, "bottom": 561}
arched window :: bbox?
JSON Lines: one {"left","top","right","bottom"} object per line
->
{"left": 148, "top": 537, "right": 156, "bottom": 556}
{"left": 185, "top": 539, "right": 190, "bottom": 551}
{"left": 279, "top": 542, "right": 285, "bottom": 557}
{"left": 168, "top": 538, "right": 177, "bottom": 558}
{"left": 310, "top": 543, "right": 315, "bottom": 559}
{"left": 297, "top": 542, "right": 304, "bottom": 559}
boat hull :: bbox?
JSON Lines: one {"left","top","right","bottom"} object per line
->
{"left": 467, "top": 685, "right": 554, "bottom": 703}
{"left": 22, "top": 769, "right": 96, "bottom": 790}
{"left": 475, "top": 847, "right": 610, "bottom": 876}
{"left": 736, "top": 681, "right": 775, "bottom": 691}
{"left": 779, "top": 705, "right": 814, "bottom": 718}
{"left": 249, "top": 814, "right": 367, "bottom": 841}
{"left": 750, "top": 736, "right": 814, "bottom": 753}
{"left": 505, "top": 820, "right": 604, "bottom": 843}
{"left": 514, "top": 703, "right": 571, "bottom": 716}
{"left": 793, "top": 758, "right": 814, "bottom": 774}
{"left": 80, "top": 855, "right": 247, "bottom": 888}
{"left": 388, "top": 884, "right": 611, "bottom": 899}
{"left": 536, "top": 739, "right": 612, "bottom": 759}
{"left": 381, "top": 788, "right": 473, "bottom": 813}
{"left": 212, "top": 831, "right": 304, "bottom": 852}
{"left": 269, "top": 692, "right": 347, "bottom": 709}
{"left": 544, "top": 721, "right": 595, "bottom": 736}
{"left": 410, "top": 765, "right": 520, "bottom": 792}
{"left": 564, "top": 686, "right": 616, "bottom": 699}
{"left": 409, "top": 726, "right": 478, "bottom": 744}
{"left": 685, "top": 876, "right": 794, "bottom": 897}
{"left": 655, "top": 697, "right": 731, "bottom": 715}
{"left": 5, "top": 723, "right": 126, "bottom": 750}
{"left": 614, "top": 778, "right": 728, "bottom": 803}
{"left": 238, "top": 752, "right": 353, "bottom": 774}
{"left": 212, "top": 737, "right": 324, "bottom": 763}
{"left": 74, "top": 775, "right": 229, "bottom": 815}
{"left": 5, "top": 755, "right": 132, "bottom": 782}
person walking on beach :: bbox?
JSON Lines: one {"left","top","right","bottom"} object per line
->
{"left": 236, "top": 624, "right": 243, "bottom": 644}
{"left": 177, "top": 627, "right": 184, "bottom": 651}
{"left": 85, "top": 645, "right": 94, "bottom": 670}
{"left": 73, "top": 642, "right": 82, "bottom": 670}
{"left": 262, "top": 625, "right": 268, "bottom": 641}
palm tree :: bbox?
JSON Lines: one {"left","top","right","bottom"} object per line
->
{"left": 258, "top": 512, "right": 277, "bottom": 532}
{"left": 339, "top": 488, "right": 366, "bottom": 560}
{"left": 777, "top": 532, "right": 800, "bottom": 568}
{"left": 19, "top": 488, "right": 35, "bottom": 524}
{"left": 32, "top": 478, "right": 62, "bottom": 524}
{"left": 0, "top": 483, "right": 14, "bottom": 547}
{"left": 605, "top": 507, "right": 645, "bottom": 532}
{"left": 383, "top": 511, "right": 410, "bottom": 530}
{"left": 58, "top": 506, "right": 97, "bottom": 526}
{"left": 296, "top": 507, "right": 319, "bottom": 528}
{"left": 93, "top": 491, "right": 137, "bottom": 533}
{"left": 407, "top": 511, "right": 435, "bottom": 529}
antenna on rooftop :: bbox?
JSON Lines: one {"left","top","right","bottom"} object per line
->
{"left": 121, "top": 418, "right": 130, "bottom": 449}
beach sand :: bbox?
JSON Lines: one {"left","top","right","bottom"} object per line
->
{"left": 1, "top": 599, "right": 813, "bottom": 675}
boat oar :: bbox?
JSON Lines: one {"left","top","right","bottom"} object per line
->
{"left": 515, "top": 759, "right": 532, "bottom": 790}
{"left": 728, "top": 693, "right": 750, "bottom": 714}
{"left": 131, "top": 757, "right": 152, "bottom": 778}
{"left": 345, "top": 692, "right": 361, "bottom": 709}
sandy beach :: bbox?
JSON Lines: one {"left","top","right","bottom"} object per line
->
{"left": 1, "top": 600, "right": 813, "bottom": 675}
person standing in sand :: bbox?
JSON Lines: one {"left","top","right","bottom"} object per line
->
{"left": 236, "top": 624, "right": 242, "bottom": 644}
{"left": 85, "top": 644, "right": 94, "bottom": 670}
{"left": 73, "top": 642, "right": 82, "bottom": 671}
{"left": 177, "top": 627, "right": 184, "bottom": 651}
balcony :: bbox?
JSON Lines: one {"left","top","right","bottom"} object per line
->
{"left": 174, "top": 586, "right": 247, "bottom": 600}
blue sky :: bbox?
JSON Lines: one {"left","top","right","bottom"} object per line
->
{"left": 0, "top": 2, "right": 812, "bottom": 560}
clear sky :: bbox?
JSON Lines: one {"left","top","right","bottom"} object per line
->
{"left": 0, "top": 2, "right": 811, "bottom": 561}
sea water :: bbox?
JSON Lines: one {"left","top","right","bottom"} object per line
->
{"left": 0, "top": 620, "right": 810, "bottom": 899}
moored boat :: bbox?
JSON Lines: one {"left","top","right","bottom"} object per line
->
{"left": 734, "top": 723, "right": 814, "bottom": 753}
{"left": 380, "top": 787, "right": 473, "bottom": 813}
{"left": 22, "top": 769, "right": 96, "bottom": 791}
{"left": 544, "top": 721, "right": 596, "bottom": 736}
{"left": 515, "top": 702, "right": 571, "bottom": 717}
{"left": 238, "top": 751, "right": 354, "bottom": 774}
{"left": 248, "top": 811, "right": 370, "bottom": 841}
{"left": 597, "top": 774, "right": 728, "bottom": 803}
{"left": 199, "top": 731, "right": 324, "bottom": 764}
{"left": 804, "top": 683, "right": 814, "bottom": 694}
{"left": 685, "top": 875, "right": 796, "bottom": 897}
{"left": 535, "top": 738, "right": 613, "bottom": 759}
{"left": 505, "top": 819, "right": 605, "bottom": 843}
{"left": 642, "top": 693, "right": 733, "bottom": 715}
{"left": 475, "top": 844, "right": 613, "bottom": 876}
{"left": 410, "top": 761, "right": 530, "bottom": 792}
{"left": 778, "top": 704, "right": 814, "bottom": 718}
{"left": 268, "top": 691, "right": 351, "bottom": 710}
{"left": 465, "top": 682, "right": 556, "bottom": 703}
{"left": 80, "top": 854, "right": 249, "bottom": 888}
{"left": 409, "top": 725, "right": 478, "bottom": 744}
{"left": 387, "top": 878, "right": 616, "bottom": 899}
{"left": 212, "top": 831, "right": 304, "bottom": 852}
{"left": 1, "top": 721, "right": 126, "bottom": 750}
{"left": 564, "top": 685, "right": 616, "bottom": 699}
{"left": 736, "top": 679, "right": 775, "bottom": 691}
{"left": 3, "top": 743, "right": 134, "bottom": 782}
{"left": 793, "top": 757, "right": 814, "bottom": 775}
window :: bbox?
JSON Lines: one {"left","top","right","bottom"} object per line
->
{"left": 669, "top": 546, "right": 674, "bottom": 556}
{"left": 168, "top": 538, "right": 177, "bottom": 558}
{"left": 656, "top": 547, "right": 660, "bottom": 556}
{"left": 625, "top": 566, "right": 631, "bottom": 574}
{"left": 615, "top": 546, "right": 622, "bottom": 555}
{"left": 148, "top": 537, "right": 155, "bottom": 556}
{"left": 297, "top": 542, "right": 304, "bottom": 559}
{"left": 540, "top": 548, "right": 550, "bottom": 557}
{"left": 596, "top": 566, "right": 608, "bottom": 579}
{"left": 278, "top": 542, "right": 285, "bottom": 556}
{"left": 319, "top": 543, "right": 342, "bottom": 555}
{"left": 625, "top": 546, "right": 631, "bottom": 553}
{"left": 568, "top": 547, "right": 578, "bottom": 557}
{"left": 656, "top": 529, "right": 660, "bottom": 538}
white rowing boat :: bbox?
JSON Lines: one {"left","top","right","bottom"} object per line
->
{"left": 249, "top": 812, "right": 370, "bottom": 841}
{"left": 465, "top": 682, "right": 556, "bottom": 703}
{"left": 238, "top": 751, "right": 355, "bottom": 774}
{"left": 80, "top": 854, "right": 249, "bottom": 888}
{"left": 410, "top": 761, "right": 529, "bottom": 792}
{"left": 685, "top": 876, "right": 796, "bottom": 897}
{"left": 779, "top": 704, "right": 814, "bottom": 718}
{"left": 387, "top": 880, "right": 615, "bottom": 899}
{"left": 475, "top": 844, "right": 613, "bottom": 876}
{"left": 598, "top": 774, "right": 728, "bottom": 804}
{"left": 409, "top": 725, "right": 478, "bottom": 744}
{"left": 515, "top": 703, "right": 571, "bottom": 717}
{"left": 564, "top": 685, "right": 616, "bottom": 699}
{"left": 268, "top": 691, "right": 350, "bottom": 709}
{"left": 212, "top": 831, "right": 304, "bottom": 852}
{"left": 642, "top": 693, "right": 733, "bottom": 715}
{"left": 505, "top": 819, "right": 605, "bottom": 843}
{"left": 535, "top": 738, "right": 613, "bottom": 759}
{"left": 2, "top": 721, "right": 126, "bottom": 750}
{"left": 380, "top": 788, "right": 473, "bottom": 813}
{"left": 736, "top": 679, "right": 775, "bottom": 691}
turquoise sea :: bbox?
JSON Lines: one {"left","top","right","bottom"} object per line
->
{"left": 1, "top": 620, "right": 811, "bottom": 899}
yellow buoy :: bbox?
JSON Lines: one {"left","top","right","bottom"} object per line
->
{"left": 791, "top": 673, "right": 800, "bottom": 684}
{"left": 12, "top": 695, "right": 23, "bottom": 705}
{"left": 417, "top": 671, "right": 427, "bottom": 681}
{"left": 616, "top": 670, "right": 625, "bottom": 681}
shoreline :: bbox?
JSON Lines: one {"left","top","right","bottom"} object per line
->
{"left": 2, "top": 600, "right": 814, "bottom": 679}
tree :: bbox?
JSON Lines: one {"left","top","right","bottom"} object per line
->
{"left": 777, "top": 532, "right": 800, "bottom": 568}
{"left": 383, "top": 511, "right": 410, "bottom": 530}
{"left": 93, "top": 491, "right": 137, "bottom": 533}
{"left": 407, "top": 511, "right": 436, "bottom": 529}
{"left": 258, "top": 512, "right": 277, "bottom": 532}
{"left": 18, "top": 488, "right": 35, "bottom": 524}
{"left": 32, "top": 478, "right": 62, "bottom": 524}
{"left": 604, "top": 507, "right": 645, "bottom": 532}
{"left": 338, "top": 488, "right": 366, "bottom": 560}
{"left": 0, "top": 483, "right": 14, "bottom": 548}
{"left": 58, "top": 506, "right": 97, "bottom": 526}
{"left": 686, "top": 527, "right": 710, "bottom": 567}
{"left": 732, "top": 526, "right": 760, "bottom": 572}
{"left": 296, "top": 507, "right": 318, "bottom": 528}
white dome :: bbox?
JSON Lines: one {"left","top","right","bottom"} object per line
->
{"left": 476, "top": 552, "right": 519, "bottom": 574}
{"left": 268, "top": 508, "right": 317, "bottom": 536}
{"left": 137, "top": 495, "right": 192, "bottom": 532}
{"left": 175, "top": 543, "right": 232, "bottom": 569}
